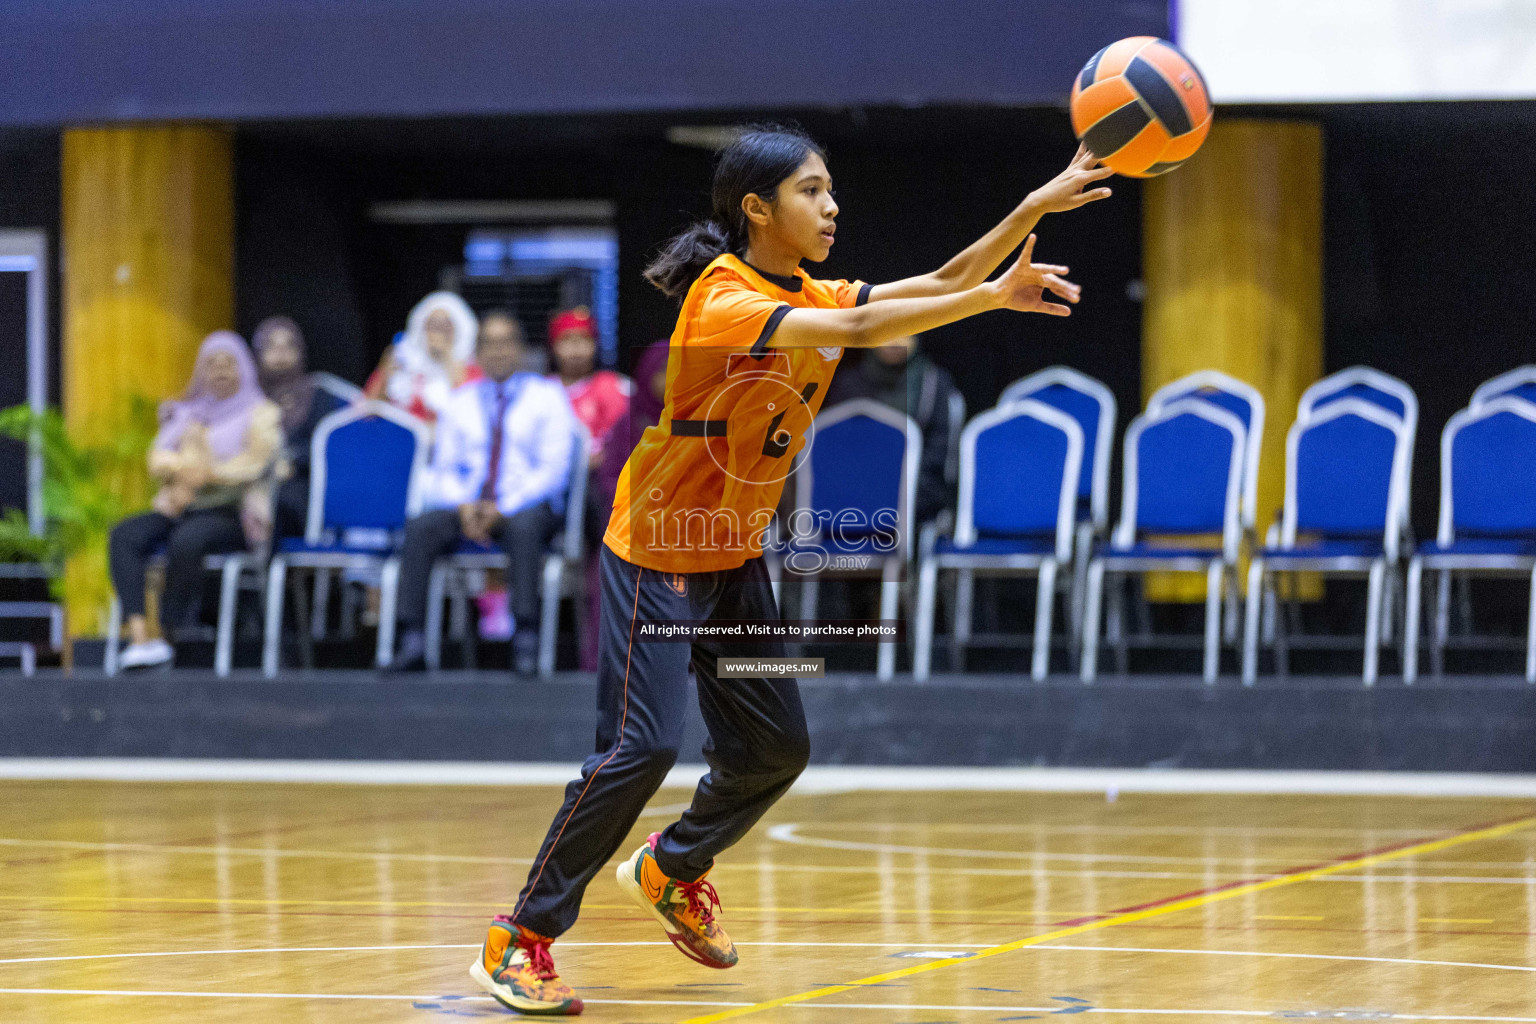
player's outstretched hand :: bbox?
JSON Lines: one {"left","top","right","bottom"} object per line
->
{"left": 1028, "top": 143, "right": 1115, "bottom": 215}
{"left": 992, "top": 234, "right": 1080, "bottom": 317}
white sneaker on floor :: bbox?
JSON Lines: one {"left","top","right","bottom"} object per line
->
{"left": 119, "top": 639, "right": 173, "bottom": 670}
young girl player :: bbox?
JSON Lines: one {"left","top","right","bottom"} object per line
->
{"left": 472, "top": 125, "right": 1114, "bottom": 1015}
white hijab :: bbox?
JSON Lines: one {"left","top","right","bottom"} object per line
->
{"left": 388, "top": 291, "right": 479, "bottom": 417}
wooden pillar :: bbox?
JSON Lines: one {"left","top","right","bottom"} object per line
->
{"left": 1142, "top": 119, "right": 1323, "bottom": 600}
{"left": 61, "top": 125, "right": 234, "bottom": 637}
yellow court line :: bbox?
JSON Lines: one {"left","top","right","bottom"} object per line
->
{"left": 681, "top": 812, "right": 1536, "bottom": 1024}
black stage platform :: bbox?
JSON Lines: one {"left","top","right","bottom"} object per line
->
{"left": 4, "top": 670, "right": 1535, "bottom": 772}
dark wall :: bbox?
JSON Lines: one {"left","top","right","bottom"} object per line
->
{"left": 235, "top": 108, "right": 1147, "bottom": 436}
{"left": 0, "top": 129, "right": 60, "bottom": 518}
{"left": 0, "top": 0, "right": 1167, "bottom": 126}
{"left": 1317, "top": 101, "right": 1536, "bottom": 538}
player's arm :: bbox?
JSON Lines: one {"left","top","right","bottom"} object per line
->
{"left": 770, "top": 235, "right": 1077, "bottom": 350}
{"left": 866, "top": 145, "right": 1113, "bottom": 303}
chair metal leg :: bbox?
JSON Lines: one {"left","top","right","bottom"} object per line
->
{"left": 339, "top": 582, "right": 359, "bottom": 640}
{"left": 1203, "top": 560, "right": 1223, "bottom": 684}
{"left": 1031, "top": 558, "right": 1057, "bottom": 682}
{"left": 215, "top": 557, "right": 243, "bottom": 678}
{"left": 105, "top": 593, "right": 122, "bottom": 676}
{"left": 1242, "top": 557, "right": 1264, "bottom": 686}
{"left": 311, "top": 568, "right": 331, "bottom": 641}
{"left": 953, "top": 568, "right": 974, "bottom": 672}
{"left": 913, "top": 557, "right": 938, "bottom": 682}
{"left": 1380, "top": 566, "right": 1398, "bottom": 646}
{"left": 1526, "top": 563, "right": 1536, "bottom": 684}
{"left": 1223, "top": 564, "right": 1241, "bottom": 645}
{"left": 377, "top": 558, "right": 400, "bottom": 669}
{"left": 1070, "top": 523, "right": 1092, "bottom": 645}
{"left": 1108, "top": 576, "right": 1129, "bottom": 675}
{"left": 1432, "top": 569, "right": 1451, "bottom": 677}
{"left": 1404, "top": 557, "right": 1423, "bottom": 684}
{"left": 288, "top": 571, "right": 315, "bottom": 670}
{"left": 1080, "top": 559, "right": 1105, "bottom": 683}
{"left": 424, "top": 562, "right": 447, "bottom": 671}
{"left": 262, "top": 558, "right": 287, "bottom": 677}
{"left": 539, "top": 554, "right": 563, "bottom": 679}
{"left": 1363, "top": 557, "right": 1385, "bottom": 686}
{"left": 877, "top": 556, "right": 900, "bottom": 681}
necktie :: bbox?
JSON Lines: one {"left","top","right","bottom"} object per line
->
{"left": 480, "top": 386, "right": 510, "bottom": 504}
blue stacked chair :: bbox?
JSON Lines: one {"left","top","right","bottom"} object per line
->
{"left": 1148, "top": 370, "right": 1265, "bottom": 537}
{"left": 912, "top": 400, "right": 1083, "bottom": 681}
{"left": 1405, "top": 397, "right": 1536, "bottom": 683}
{"left": 421, "top": 423, "right": 590, "bottom": 676}
{"left": 1242, "top": 398, "right": 1413, "bottom": 685}
{"left": 1471, "top": 365, "right": 1536, "bottom": 410}
{"left": 262, "top": 402, "right": 429, "bottom": 675}
{"left": 1081, "top": 399, "right": 1247, "bottom": 683}
{"left": 776, "top": 398, "right": 919, "bottom": 681}
{"left": 996, "top": 367, "right": 1115, "bottom": 644}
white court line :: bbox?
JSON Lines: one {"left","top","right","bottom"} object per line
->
{"left": 8, "top": 758, "right": 1536, "bottom": 798}
{"left": 0, "top": 940, "right": 996, "bottom": 966}
{"left": 2, "top": 989, "right": 1532, "bottom": 1021}
{"left": 793, "top": 1006, "right": 1536, "bottom": 1022}
{"left": 769, "top": 823, "right": 1322, "bottom": 866}
{"left": 0, "top": 989, "right": 750, "bottom": 1007}
{"left": 1031, "top": 944, "right": 1536, "bottom": 974}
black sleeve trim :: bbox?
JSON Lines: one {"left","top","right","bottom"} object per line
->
{"left": 856, "top": 282, "right": 873, "bottom": 307}
{"left": 749, "top": 304, "right": 794, "bottom": 358}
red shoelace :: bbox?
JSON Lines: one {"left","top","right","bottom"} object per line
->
{"left": 676, "top": 878, "right": 722, "bottom": 927}
{"left": 515, "top": 934, "right": 558, "bottom": 981}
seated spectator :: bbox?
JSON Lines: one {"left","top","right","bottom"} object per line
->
{"left": 387, "top": 311, "right": 577, "bottom": 675}
{"left": 548, "top": 306, "right": 631, "bottom": 475}
{"left": 252, "top": 316, "right": 345, "bottom": 538}
{"left": 824, "top": 334, "right": 961, "bottom": 526}
{"left": 365, "top": 291, "right": 482, "bottom": 424}
{"left": 109, "top": 332, "right": 282, "bottom": 669}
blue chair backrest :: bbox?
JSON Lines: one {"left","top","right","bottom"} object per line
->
{"left": 958, "top": 401, "right": 1082, "bottom": 561}
{"left": 998, "top": 367, "right": 1115, "bottom": 528}
{"left": 1147, "top": 370, "right": 1265, "bottom": 529}
{"left": 1471, "top": 365, "right": 1536, "bottom": 411}
{"left": 1312, "top": 382, "right": 1406, "bottom": 419}
{"left": 1441, "top": 398, "right": 1536, "bottom": 541}
{"left": 1116, "top": 400, "right": 1245, "bottom": 558}
{"left": 308, "top": 402, "right": 428, "bottom": 541}
{"left": 799, "top": 399, "right": 918, "bottom": 547}
{"left": 1287, "top": 400, "right": 1406, "bottom": 543}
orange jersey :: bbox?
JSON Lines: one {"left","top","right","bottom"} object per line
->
{"left": 604, "top": 254, "right": 870, "bottom": 573}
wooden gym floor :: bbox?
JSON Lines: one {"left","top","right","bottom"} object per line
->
{"left": 3, "top": 779, "right": 1535, "bottom": 1022}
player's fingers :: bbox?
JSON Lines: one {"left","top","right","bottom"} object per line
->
{"left": 1036, "top": 302, "right": 1073, "bottom": 317}
{"left": 1073, "top": 188, "right": 1113, "bottom": 207}
{"left": 1084, "top": 165, "right": 1116, "bottom": 181}
{"left": 1035, "top": 263, "right": 1070, "bottom": 275}
{"left": 1071, "top": 142, "right": 1091, "bottom": 167}
{"left": 1019, "top": 233, "right": 1037, "bottom": 262}
{"left": 1043, "top": 275, "right": 1080, "bottom": 301}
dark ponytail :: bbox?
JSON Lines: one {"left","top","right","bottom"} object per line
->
{"left": 644, "top": 123, "right": 827, "bottom": 299}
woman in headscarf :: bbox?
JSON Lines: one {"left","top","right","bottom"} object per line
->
{"left": 252, "top": 316, "right": 345, "bottom": 538}
{"left": 108, "top": 331, "right": 284, "bottom": 669}
{"left": 364, "top": 291, "right": 482, "bottom": 423}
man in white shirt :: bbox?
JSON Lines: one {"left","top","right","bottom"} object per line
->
{"left": 388, "top": 310, "right": 578, "bottom": 674}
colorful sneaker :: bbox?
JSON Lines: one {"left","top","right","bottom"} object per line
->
{"left": 616, "top": 832, "right": 738, "bottom": 969}
{"left": 469, "top": 916, "right": 583, "bottom": 1016}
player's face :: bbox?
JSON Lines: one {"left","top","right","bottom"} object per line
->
{"left": 770, "top": 152, "right": 839, "bottom": 263}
